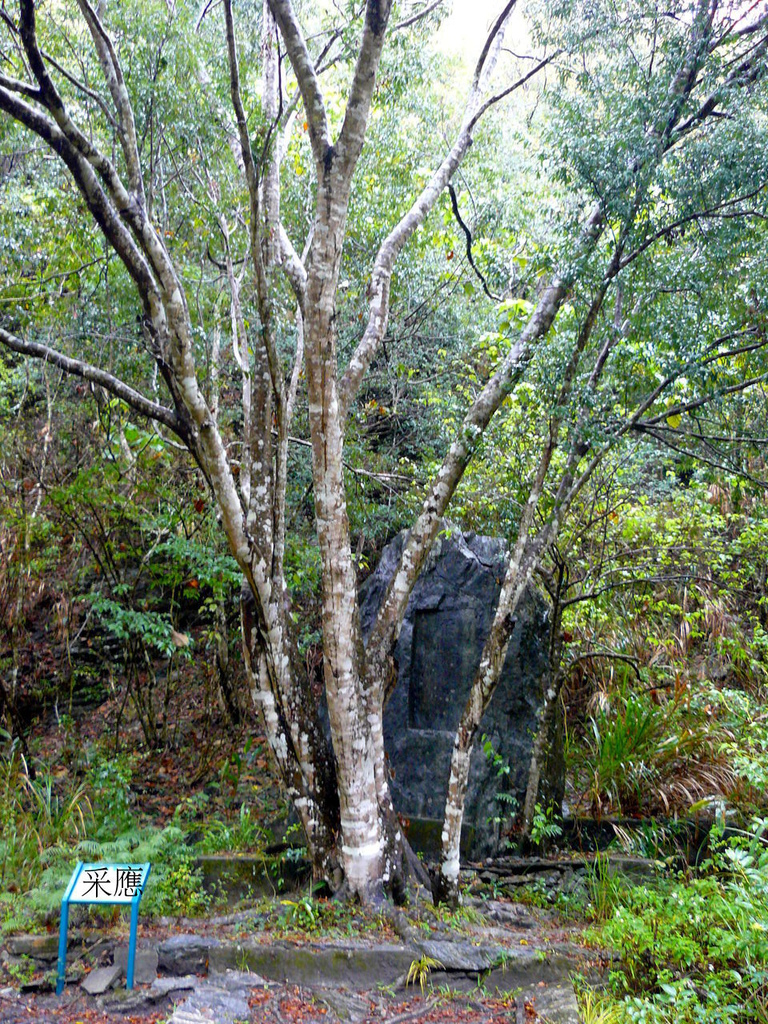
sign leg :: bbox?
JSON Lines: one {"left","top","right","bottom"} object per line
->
{"left": 56, "top": 899, "right": 69, "bottom": 995}
{"left": 126, "top": 899, "right": 140, "bottom": 989}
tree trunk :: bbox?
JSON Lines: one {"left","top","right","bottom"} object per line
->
{"left": 240, "top": 584, "right": 341, "bottom": 884}
{"left": 522, "top": 596, "right": 567, "bottom": 840}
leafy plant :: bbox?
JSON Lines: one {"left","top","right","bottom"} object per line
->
{"left": 0, "top": 742, "right": 92, "bottom": 892}
{"left": 530, "top": 802, "right": 563, "bottom": 847}
{"left": 570, "top": 687, "right": 732, "bottom": 818}
{"left": 197, "top": 803, "right": 266, "bottom": 854}
{"left": 86, "top": 749, "right": 136, "bottom": 839}
{"left": 149, "top": 855, "right": 211, "bottom": 917}
{"left": 585, "top": 852, "right": 630, "bottom": 923}
{"left": 577, "top": 985, "right": 627, "bottom": 1024}
{"left": 280, "top": 893, "right": 318, "bottom": 932}
{"left": 481, "top": 734, "right": 519, "bottom": 848}
{"left": 3, "top": 954, "right": 35, "bottom": 986}
{"left": 406, "top": 954, "right": 444, "bottom": 995}
{"left": 420, "top": 901, "right": 485, "bottom": 929}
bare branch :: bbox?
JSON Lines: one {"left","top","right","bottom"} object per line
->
{"left": 393, "top": 0, "right": 444, "bottom": 32}
{"left": 447, "top": 183, "right": 501, "bottom": 301}
{"left": 638, "top": 373, "right": 768, "bottom": 428}
{"left": 0, "top": 71, "right": 40, "bottom": 100}
{"left": 469, "top": 51, "right": 560, "bottom": 128}
{"left": 365, "top": 203, "right": 605, "bottom": 659}
{"left": 675, "top": 24, "right": 768, "bottom": 135}
{"left": 618, "top": 184, "right": 768, "bottom": 271}
{"left": 38, "top": 49, "right": 118, "bottom": 130}
{"left": 0, "top": 328, "right": 182, "bottom": 434}
{"left": 74, "top": 0, "right": 146, "bottom": 203}
{"left": 0, "top": 84, "right": 160, "bottom": 305}
{"left": 339, "top": 8, "right": 540, "bottom": 415}
{"left": 568, "top": 650, "right": 642, "bottom": 679}
{"left": 472, "top": 0, "right": 518, "bottom": 92}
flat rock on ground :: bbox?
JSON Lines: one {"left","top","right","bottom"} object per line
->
{"left": 0, "top": 895, "right": 589, "bottom": 1022}
{"left": 80, "top": 963, "right": 123, "bottom": 995}
{"left": 166, "top": 970, "right": 260, "bottom": 1024}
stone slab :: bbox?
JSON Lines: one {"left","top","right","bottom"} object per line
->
{"left": 82, "top": 963, "right": 123, "bottom": 995}
{"left": 315, "top": 987, "right": 372, "bottom": 1023}
{"left": 100, "top": 987, "right": 159, "bottom": 1014}
{"left": 208, "top": 941, "right": 416, "bottom": 988}
{"left": 193, "top": 853, "right": 308, "bottom": 904}
{"left": 167, "top": 970, "right": 260, "bottom": 1024}
{"left": 524, "top": 981, "right": 582, "bottom": 1024}
{"left": 150, "top": 975, "right": 199, "bottom": 998}
{"left": 482, "top": 948, "right": 577, "bottom": 991}
{"left": 5, "top": 934, "right": 59, "bottom": 960}
{"left": 414, "top": 939, "right": 503, "bottom": 972}
{"left": 158, "top": 934, "right": 220, "bottom": 975}
{"left": 481, "top": 900, "right": 538, "bottom": 928}
{"left": 114, "top": 945, "right": 158, "bottom": 985}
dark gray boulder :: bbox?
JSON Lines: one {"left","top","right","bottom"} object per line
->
{"left": 360, "top": 527, "right": 560, "bottom": 859}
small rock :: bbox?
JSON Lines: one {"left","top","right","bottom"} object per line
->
{"left": 102, "top": 987, "right": 160, "bottom": 1014}
{"left": 150, "top": 975, "right": 198, "bottom": 998}
{"left": 82, "top": 963, "right": 123, "bottom": 995}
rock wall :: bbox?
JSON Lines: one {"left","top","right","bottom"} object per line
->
{"left": 360, "top": 528, "right": 561, "bottom": 859}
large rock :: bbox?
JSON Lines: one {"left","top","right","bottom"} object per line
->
{"left": 360, "top": 528, "right": 561, "bottom": 859}
{"left": 192, "top": 853, "right": 308, "bottom": 905}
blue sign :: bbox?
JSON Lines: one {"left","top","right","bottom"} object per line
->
{"left": 57, "top": 861, "right": 151, "bottom": 994}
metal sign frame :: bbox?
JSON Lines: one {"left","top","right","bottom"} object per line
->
{"left": 56, "top": 861, "right": 151, "bottom": 994}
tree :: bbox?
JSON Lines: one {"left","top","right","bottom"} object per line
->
{"left": 1, "top": 0, "right": 767, "bottom": 904}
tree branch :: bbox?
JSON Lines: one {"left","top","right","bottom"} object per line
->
{"left": 268, "top": 0, "right": 332, "bottom": 168}
{"left": 393, "top": 0, "right": 444, "bottom": 32}
{"left": 334, "top": 0, "right": 394, "bottom": 188}
{"left": 0, "top": 328, "right": 182, "bottom": 434}
{"left": 339, "top": 6, "right": 541, "bottom": 416}
{"left": 365, "top": 202, "right": 605, "bottom": 659}
{"left": 74, "top": 0, "right": 146, "bottom": 204}
{"left": 0, "top": 71, "right": 40, "bottom": 100}
{"left": 0, "top": 84, "right": 160, "bottom": 306}
{"left": 447, "top": 182, "right": 501, "bottom": 301}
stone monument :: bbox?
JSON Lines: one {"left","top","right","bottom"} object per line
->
{"left": 360, "top": 528, "right": 562, "bottom": 859}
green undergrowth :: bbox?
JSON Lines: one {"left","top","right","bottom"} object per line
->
{"left": 248, "top": 891, "right": 391, "bottom": 938}
{"left": 568, "top": 680, "right": 768, "bottom": 820}
{"left": 580, "top": 820, "right": 768, "bottom": 1024}
{"left": 0, "top": 735, "right": 300, "bottom": 935}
